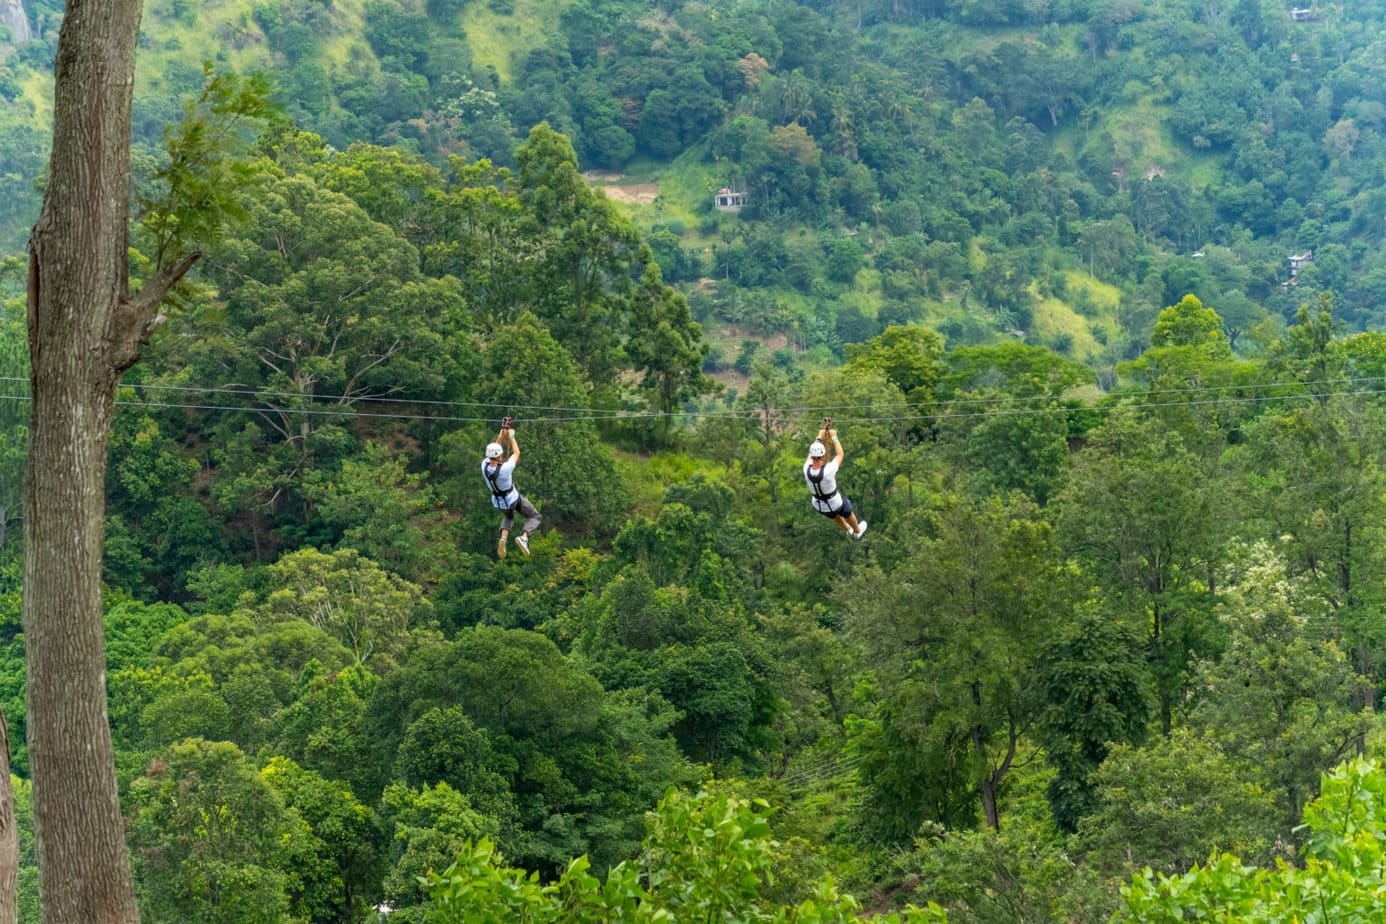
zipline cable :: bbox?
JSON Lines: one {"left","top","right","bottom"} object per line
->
{"left": 0, "top": 382, "right": 1382, "bottom": 426}
{"left": 2, "top": 373, "right": 1382, "bottom": 417}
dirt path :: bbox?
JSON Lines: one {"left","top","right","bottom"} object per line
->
{"left": 598, "top": 181, "right": 660, "bottom": 204}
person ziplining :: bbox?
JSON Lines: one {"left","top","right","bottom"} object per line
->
{"left": 482, "top": 417, "right": 542, "bottom": 558}
{"left": 804, "top": 418, "right": 867, "bottom": 539}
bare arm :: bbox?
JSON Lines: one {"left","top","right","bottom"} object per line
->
{"left": 829, "top": 429, "right": 844, "bottom": 466}
{"left": 506, "top": 428, "right": 520, "bottom": 465}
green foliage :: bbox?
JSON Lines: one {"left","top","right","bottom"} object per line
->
{"left": 1191, "top": 541, "right": 1369, "bottom": 831}
{"left": 17, "top": 5, "right": 1386, "bottom": 916}
{"left": 127, "top": 739, "right": 312, "bottom": 923}
{"left": 1149, "top": 295, "right": 1230, "bottom": 354}
{"left": 465, "top": 310, "right": 622, "bottom": 531}
{"left": 1076, "top": 730, "right": 1280, "bottom": 877}
{"left": 424, "top": 786, "right": 949, "bottom": 923}
{"left": 381, "top": 780, "right": 498, "bottom": 917}
{"left": 844, "top": 326, "right": 947, "bottom": 411}
{"left": 256, "top": 546, "right": 433, "bottom": 672}
{"left": 302, "top": 441, "right": 448, "bottom": 581}
{"left": 137, "top": 67, "right": 280, "bottom": 266}
{"left": 1055, "top": 413, "right": 1225, "bottom": 734}
{"left": 847, "top": 495, "right": 1073, "bottom": 838}
{"left": 262, "top": 756, "right": 385, "bottom": 923}
{"left": 901, "top": 821, "right": 1115, "bottom": 924}
{"left": 1121, "top": 758, "right": 1386, "bottom": 922}
{"left": 367, "top": 625, "right": 688, "bottom": 874}
{"left": 1037, "top": 603, "right": 1150, "bottom": 833}
{"left": 13, "top": 775, "right": 36, "bottom": 921}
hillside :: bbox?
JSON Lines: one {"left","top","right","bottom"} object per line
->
{"left": 7, "top": 0, "right": 1386, "bottom": 370}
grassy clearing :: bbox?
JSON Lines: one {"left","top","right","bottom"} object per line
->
{"left": 970, "top": 237, "right": 987, "bottom": 271}
{"left": 842, "top": 268, "right": 884, "bottom": 317}
{"left": 1062, "top": 270, "right": 1121, "bottom": 310}
{"left": 462, "top": 0, "right": 571, "bottom": 84}
{"left": 1079, "top": 88, "right": 1228, "bottom": 191}
{"left": 1033, "top": 296, "right": 1103, "bottom": 361}
{"left": 19, "top": 68, "right": 50, "bottom": 125}
{"left": 615, "top": 450, "right": 723, "bottom": 517}
{"left": 137, "top": 0, "right": 274, "bottom": 98}
{"left": 606, "top": 148, "right": 720, "bottom": 235}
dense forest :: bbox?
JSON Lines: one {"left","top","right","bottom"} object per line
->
{"left": 7, "top": 0, "right": 1386, "bottom": 920}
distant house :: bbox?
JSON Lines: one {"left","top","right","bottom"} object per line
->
{"left": 1290, "top": 8, "right": 1320, "bottom": 22}
{"left": 1283, "top": 250, "right": 1314, "bottom": 287}
{"left": 713, "top": 188, "right": 746, "bottom": 212}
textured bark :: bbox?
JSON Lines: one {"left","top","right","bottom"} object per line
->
{"left": 24, "top": 0, "right": 166, "bottom": 921}
{"left": 0, "top": 711, "right": 16, "bottom": 924}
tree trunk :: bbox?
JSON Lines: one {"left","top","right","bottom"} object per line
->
{"left": 979, "top": 774, "right": 1000, "bottom": 832}
{"left": 23, "top": 0, "right": 160, "bottom": 921}
{"left": 0, "top": 710, "right": 18, "bottom": 924}
{"left": 1356, "top": 638, "right": 1373, "bottom": 757}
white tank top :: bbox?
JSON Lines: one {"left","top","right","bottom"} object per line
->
{"left": 804, "top": 459, "right": 843, "bottom": 513}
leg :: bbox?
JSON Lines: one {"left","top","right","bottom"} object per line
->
{"left": 836, "top": 499, "right": 865, "bottom": 539}
{"left": 517, "top": 496, "right": 541, "bottom": 537}
{"left": 498, "top": 507, "right": 515, "bottom": 558}
{"left": 513, "top": 497, "right": 541, "bottom": 556}
{"left": 834, "top": 498, "right": 859, "bottom": 536}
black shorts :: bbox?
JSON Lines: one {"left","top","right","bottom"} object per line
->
{"left": 817, "top": 497, "right": 852, "bottom": 519}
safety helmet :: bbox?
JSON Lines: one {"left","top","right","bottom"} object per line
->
{"left": 485, "top": 442, "right": 504, "bottom": 459}
{"left": 809, "top": 440, "right": 827, "bottom": 458}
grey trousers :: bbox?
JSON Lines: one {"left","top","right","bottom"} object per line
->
{"left": 501, "top": 495, "right": 541, "bottom": 535}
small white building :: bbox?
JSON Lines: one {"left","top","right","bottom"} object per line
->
{"left": 713, "top": 188, "right": 746, "bottom": 212}
{"left": 1289, "top": 250, "right": 1314, "bottom": 276}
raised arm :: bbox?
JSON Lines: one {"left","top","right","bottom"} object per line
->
{"left": 829, "top": 429, "right": 844, "bottom": 465}
{"left": 506, "top": 427, "right": 520, "bottom": 465}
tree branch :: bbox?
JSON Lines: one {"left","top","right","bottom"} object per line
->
{"left": 110, "top": 251, "right": 202, "bottom": 371}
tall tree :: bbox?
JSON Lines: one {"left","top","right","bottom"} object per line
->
{"left": 0, "top": 712, "right": 16, "bottom": 924}
{"left": 1056, "top": 412, "right": 1225, "bottom": 735}
{"left": 24, "top": 4, "right": 167, "bottom": 917}
{"left": 25, "top": 17, "right": 269, "bottom": 920}
{"left": 848, "top": 496, "right": 1070, "bottom": 834}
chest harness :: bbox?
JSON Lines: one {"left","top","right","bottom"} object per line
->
{"left": 483, "top": 462, "right": 514, "bottom": 508}
{"left": 807, "top": 464, "right": 839, "bottom": 506}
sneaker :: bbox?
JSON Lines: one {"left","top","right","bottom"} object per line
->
{"left": 516, "top": 534, "right": 531, "bottom": 556}
{"left": 497, "top": 536, "right": 508, "bottom": 559}
{"left": 855, "top": 521, "right": 868, "bottom": 539}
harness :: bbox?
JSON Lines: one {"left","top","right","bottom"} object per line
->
{"left": 807, "top": 463, "right": 840, "bottom": 508}
{"left": 483, "top": 462, "right": 514, "bottom": 509}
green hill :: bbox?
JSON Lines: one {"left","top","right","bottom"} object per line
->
{"left": 7, "top": 0, "right": 1386, "bottom": 365}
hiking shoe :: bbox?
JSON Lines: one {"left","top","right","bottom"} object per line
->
{"left": 516, "top": 534, "right": 531, "bottom": 556}
{"left": 855, "top": 521, "right": 869, "bottom": 539}
{"left": 497, "top": 536, "right": 508, "bottom": 559}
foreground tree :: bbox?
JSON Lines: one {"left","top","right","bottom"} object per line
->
{"left": 425, "top": 787, "right": 949, "bottom": 923}
{"left": 24, "top": 6, "right": 162, "bottom": 916}
{"left": 1122, "top": 758, "right": 1386, "bottom": 921}
{"left": 0, "top": 713, "right": 16, "bottom": 924}
{"left": 25, "top": 11, "right": 269, "bottom": 918}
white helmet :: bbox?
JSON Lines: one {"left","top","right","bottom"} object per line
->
{"left": 485, "top": 442, "right": 504, "bottom": 459}
{"left": 809, "top": 440, "right": 827, "bottom": 458}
